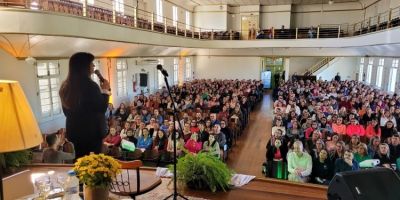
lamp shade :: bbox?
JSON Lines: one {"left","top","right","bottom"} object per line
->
{"left": 0, "top": 80, "right": 42, "bottom": 153}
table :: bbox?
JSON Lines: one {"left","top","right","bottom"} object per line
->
{"left": 4, "top": 164, "right": 161, "bottom": 200}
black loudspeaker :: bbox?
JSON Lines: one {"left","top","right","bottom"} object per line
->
{"left": 327, "top": 168, "right": 400, "bottom": 200}
{"left": 139, "top": 73, "right": 148, "bottom": 87}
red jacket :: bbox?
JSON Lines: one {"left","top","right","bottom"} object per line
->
{"left": 365, "top": 125, "right": 381, "bottom": 139}
{"left": 346, "top": 124, "right": 365, "bottom": 137}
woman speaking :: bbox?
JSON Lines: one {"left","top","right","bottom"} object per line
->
{"left": 59, "top": 52, "right": 110, "bottom": 158}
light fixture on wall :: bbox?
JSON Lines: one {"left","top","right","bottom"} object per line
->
{"left": 25, "top": 56, "right": 37, "bottom": 65}
{"left": 24, "top": 35, "right": 36, "bottom": 65}
{"left": 328, "top": 0, "right": 334, "bottom": 5}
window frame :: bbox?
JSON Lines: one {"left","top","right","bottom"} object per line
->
{"left": 366, "top": 58, "right": 373, "bottom": 84}
{"left": 114, "top": 0, "right": 124, "bottom": 14}
{"left": 36, "top": 60, "right": 62, "bottom": 121}
{"left": 185, "top": 11, "right": 190, "bottom": 30}
{"left": 172, "top": 6, "right": 178, "bottom": 27}
{"left": 359, "top": 57, "right": 364, "bottom": 82}
{"left": 376, "top": 58, "right": 384, "bottom": 88}
{"left": 157, "top": 59, "right": 165, "bottom": 89}
{"left": 185, "top": 57, "right": 191, "bottom": 81}
{"left": 173, "top": 58, "right": 179, "bottom": 85}
{"left": 389, "top": 59, "right": 399, "bottom": 93}
{"left": 156, "top": 0, "right": 163, "bottom": 23}
{"left": 116, "top": 59, "right": 128, "bottom": 96}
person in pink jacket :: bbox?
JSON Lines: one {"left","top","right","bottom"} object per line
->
{"left": 365, "top": 119, "right": 381, "bottom": 141}
{"left": 185, "top": 133, "right": 203, "bottom": 154}
{"left": 346, "top": 119, "right": 365, "bottom": 141}
{"left": 332, "top": 117, "right": 347, "bottom": 140}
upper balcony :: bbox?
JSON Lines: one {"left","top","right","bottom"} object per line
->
{"left": 1, "top": 0, "right": 400, "bottom": 57}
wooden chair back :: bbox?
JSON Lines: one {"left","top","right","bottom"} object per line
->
{"left": 110, "top": 160, "right": 143, "bottom": 197}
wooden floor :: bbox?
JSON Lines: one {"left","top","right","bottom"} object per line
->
{"left": 227, "top": 92, "right": 273, "bottom": 177}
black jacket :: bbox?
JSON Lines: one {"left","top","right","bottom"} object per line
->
{"left": 63, "top": 79, "right": 109, "bottom": 158}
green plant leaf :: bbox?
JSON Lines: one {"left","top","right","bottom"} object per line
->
{"left": 169, "top": 152, "right": 234, "bottom": 192}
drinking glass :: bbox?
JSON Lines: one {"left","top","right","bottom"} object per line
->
{"left": 56, "top": 173, "right": 68, "bottom": 192}
{"left": 34, "top": 175, "right": 52, "bottom": 200}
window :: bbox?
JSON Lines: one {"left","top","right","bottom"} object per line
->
{"left": 114, "top": 0, "right": 124, "bottom": 13}
{"left": 156, "top": 0, "right": 163, "bottom": 23}
{"left": 80, "top": 0, "right": 94, "bottom": 5}
{"left": 36, "top": 61, "right": 61, "bottom": 119}
{"left": 173, "top": 58, "right": 179, "bottom": 85}
{"left": 91, "top": 60, "right": 101, "bottom": 85}
{"left": 172, "top": 6, "right": 178, "bottom": 27}
{"left": 376, "top": 58, "right": 384, "bottom": 87}
{"left": 359, "top": 57, "right": 364, "bottom": 81}
{"left": 158, "top": 59, "right": 165, "bottom": 89}
{"left": 117, "top": 59, "right": 127, "bottom": 96}
{"left": 366, "top": 58, "right": 373, "bottom": 84}
{"left": 185, "top": 11, "right": 190, "bottom": 29}
{"left": 185, "top": 57, "right": 191, "bottom": 81}
{"left": 389, "top": 59, "right": 399, "bottom": 92}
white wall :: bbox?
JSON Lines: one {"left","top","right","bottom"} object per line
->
{"left": 194, "top": 5, "right": 228, "bottom": 30}
{"left": 194, "top": 56, "right": 261, "bottom": 80}
{"left": 228, "top": 6, "right": 241, "bottom": 31}
{"left": 316, "top": 57, "right": 358, "bottom": 81}
{"left": 260, "top": 5, "right": 291, "bottom": 29}
{"left": 291, "top": 2, "right": 364, "bottom": 27}
{"left": 0, "top": 49, "right": 66, "bottom": 133}
{"left": 360, "top": 57, "right": 400, "bottom": 92}
{"left": 286, "top": 57, "right": 322, "bottom": 76}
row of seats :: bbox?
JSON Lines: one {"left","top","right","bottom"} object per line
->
{"left": 354, "top": 17, "right": 400, "bottom": 36}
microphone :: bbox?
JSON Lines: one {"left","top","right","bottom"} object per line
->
{"left": 94, "top": 70, "right": 105, "bottom": 82}
{"left": 157, "top": 64, "right": 169, "bottom": 77}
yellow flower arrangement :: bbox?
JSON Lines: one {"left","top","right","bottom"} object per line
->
{"left": 73, "top": 153, "right": 121, "bottom": 188}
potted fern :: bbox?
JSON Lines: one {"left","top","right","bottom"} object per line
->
{"left": 170, "top": 152, "right": 233, "bottom": 192}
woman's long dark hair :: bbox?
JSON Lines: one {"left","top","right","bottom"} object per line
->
{"left": 59, "top": 52, "right": 94, "bottom": 109}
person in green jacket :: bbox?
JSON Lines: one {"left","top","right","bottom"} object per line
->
{"left": 288, "top": 141, "right": 313, "bottom": 183}
{"left": 354, "top": 143, "right": 372, "bottom": 164}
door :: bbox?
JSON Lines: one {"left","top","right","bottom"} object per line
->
{"left": 241, "top": 15, "right": 258, "bottom": 40}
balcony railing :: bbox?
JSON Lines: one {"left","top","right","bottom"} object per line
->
{"left": 1, "top": 0, "right": 400, "bottom": 40}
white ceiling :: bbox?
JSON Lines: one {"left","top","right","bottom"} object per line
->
{"left": 185, "top": 0, "right": 359, "bottom": 6}
{"left": 1, "top": 33, "right": 400, "bottom": 58}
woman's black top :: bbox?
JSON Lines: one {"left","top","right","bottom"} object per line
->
{"left": 62, "top": 79, "right": 109, "bottom": 158}
{"left": 312, "top": 159, "right": 334, "bottom": 181}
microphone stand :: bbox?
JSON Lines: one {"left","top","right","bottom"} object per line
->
{"left": 162, "top": 75, "right": 188, "bottom": 200}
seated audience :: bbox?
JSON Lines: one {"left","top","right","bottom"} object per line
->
{"left": 56, "top": 129, "right": 74, "bottom": 163}
{"left": 354, "top": 143, "right": 371, "bottom": 163}
{"left": 311, "top": 149, "right": 334, "bottom": 185}
{"left": 381, "top": 121, "right": 397, "bottom": 142}
{"left": 373, "top": 143, "right": 394, "bottom": 168}
{"left": 152, "top": 130, "right": 168, "bottom": 152}
{"left": 203, "top": 134, "right": 221, "bottom": 158}
{"left": 390, "top": 134, "right": 400, "bottom": 160}
{"left": 335, "top": 149, "right": 360, "bottom": 173}
{"left": 137, "top": 128, "right": 153, "bottom": 150}
{"left": 365, "top": 118, "right": 381, "bottom": 140}
{"left": 184, "top": 133, "right": 203, "bottom": 154}
{"left": 103, "top": 127, "right": 122, "bottom": 148}
{"left": 288, "top": 141, "right": 312, "bottom": 183}
{"left": 43, "top": 133, "right": 75, "bottom": 163}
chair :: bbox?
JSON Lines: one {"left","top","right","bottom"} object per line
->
{"left": 110, "top": 160, "right": 162, "bottom": 200}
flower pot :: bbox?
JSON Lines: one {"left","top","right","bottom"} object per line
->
{"left": 186, "top": 179, "right": 208, "bottom": 190}
{"left": 83, "top": 186, "right": 109, "bottom": 200}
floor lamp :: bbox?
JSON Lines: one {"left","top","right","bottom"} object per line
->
{"left": 0, "top": 80, "right": 43, "bottom": 200}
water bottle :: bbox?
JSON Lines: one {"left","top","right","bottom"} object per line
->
{"left": 63, "top": 170, "right": 80, "bottom": 200}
